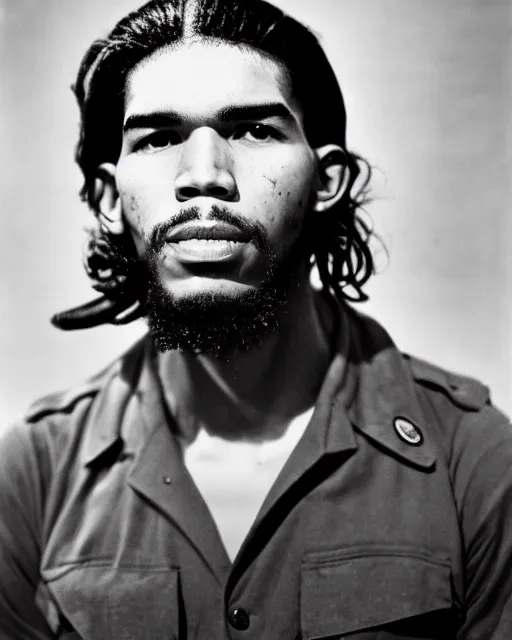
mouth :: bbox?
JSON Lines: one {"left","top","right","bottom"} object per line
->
{"left": 165, "top": 222, "right": 251, "bottom": 263}
{"left": 169, "top": 238, "right": 246, "bottom": 262}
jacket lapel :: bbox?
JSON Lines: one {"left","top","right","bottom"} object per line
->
{"left": 128, "top": 342, "right": 231, "bottom": 584}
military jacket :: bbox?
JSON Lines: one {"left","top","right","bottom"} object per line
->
{"left": 1, "top": 306, "right": 511, "bottom": 639}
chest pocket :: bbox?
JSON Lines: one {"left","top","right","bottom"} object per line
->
{"left": 41, "top": 563, "right": 180, "bottom": 640}
{"left": 300, "top": 546, "right": 456, "bottom": 640}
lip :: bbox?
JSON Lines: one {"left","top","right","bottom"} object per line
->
{"left": 165, "top": 222, "right": 252, "bottom": 243}
{"left": 165, "top": 238, "right": 246, "bottom": 263}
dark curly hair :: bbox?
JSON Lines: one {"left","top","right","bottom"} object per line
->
{"left": 52, "top": 0, "right": 375, "bottom": 330}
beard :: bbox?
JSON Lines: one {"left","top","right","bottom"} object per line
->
{"left": 142, "top": 205, "right": 305, "bottom": 359}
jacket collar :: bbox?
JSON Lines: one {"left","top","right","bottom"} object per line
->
{"left": 342, "top": 308, "right": 437, "bottom": 470}
{"left": 83, "top": 336, "right": 159, "bottom": 468}
{"left": 83, "top": 303, "right": 437, "bottom": 472}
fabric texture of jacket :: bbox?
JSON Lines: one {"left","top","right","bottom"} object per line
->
{"left": 1, "top": 304, "right": 511, "bottom": 640}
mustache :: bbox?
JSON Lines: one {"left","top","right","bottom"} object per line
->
{"left": 147, "top": 205, "right": 270, "bottom": 255}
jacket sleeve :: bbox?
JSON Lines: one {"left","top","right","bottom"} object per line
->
{"left": 451, "top": 403, "right": 512, "bottom": 639}
{"left": 0, "top": 423, "right": 54, "bottom": 639}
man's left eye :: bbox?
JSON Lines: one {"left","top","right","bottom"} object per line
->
{"left": 234, "top": 124, "right": 279, "bottom": 142}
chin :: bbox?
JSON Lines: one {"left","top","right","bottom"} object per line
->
{"left": 143, "top": 268, "right": 287, "bottom": 358}
{"left": 141, "top": 226, "right": 306, "bottom": 357}
{"left": 161, "top": 275, "right": 258, "bottom": 302}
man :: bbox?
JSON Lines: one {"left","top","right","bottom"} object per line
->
{"left": 1, "top": 0, "right": 511, "bottom": 638}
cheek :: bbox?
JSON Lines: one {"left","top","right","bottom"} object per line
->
{"left": 116, "top": 158, "right": 171, "bottom": 226}
{"left": 116, "top": 160, "right": 167, "bottom": 248}
{"left": 260, "top": 157, "right": 316, "bottom": 241}
{"left": 117, "top": 184, "right": 155, "bottom": 257}
{"left": 120, "top": 190, "right": 145, "bottom": 235}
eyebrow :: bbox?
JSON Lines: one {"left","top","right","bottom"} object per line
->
{"left": 123, "top": 102, "right": 295, "bottom": 133}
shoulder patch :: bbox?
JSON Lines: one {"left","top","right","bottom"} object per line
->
{"left": 404, "top": 354, "right": 490, "bottom": 412}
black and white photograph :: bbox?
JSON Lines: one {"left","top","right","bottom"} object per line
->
{"left": 1, "top": 0, "right": 511, "bottom": 638}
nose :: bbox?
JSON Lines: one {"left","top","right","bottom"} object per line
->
{"left": 174, "top": 127, "right": 238, "bottom": 202}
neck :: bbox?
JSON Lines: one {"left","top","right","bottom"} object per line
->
{"left": 158, "top": 278, "right": 334, "bottom": 445}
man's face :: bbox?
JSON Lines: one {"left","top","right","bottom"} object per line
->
{"left": 112, "top": 40, "right": 319, "bottom": 354}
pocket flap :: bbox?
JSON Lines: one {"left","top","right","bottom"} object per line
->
{"left": 43, "top": 564, "right": 180, "bottom": 640}
{"left": 301, "top": 548, "right": 452, "bottom": 639}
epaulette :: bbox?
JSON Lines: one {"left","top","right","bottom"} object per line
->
{"left": 25, "top": 383, "right": 100, "bottom": 424}
{"left": 24, "top": 335, "right": 149, "bottom": 424}
{"left": 404, "top": 354, "right": 490, "bottom": 412}
{"left": 24, "top": 360, "right": 118, "bottom": 424}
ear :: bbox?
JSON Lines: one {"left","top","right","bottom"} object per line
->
{"left": 312, "top": 144, "right": 349, "bottom": 213}
{"left": 92, "top": 163, "right": 124, "bottom": 235}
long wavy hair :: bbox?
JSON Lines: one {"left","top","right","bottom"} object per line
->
{"left": 52, "top": 0, "right": 375, "bottom": 330}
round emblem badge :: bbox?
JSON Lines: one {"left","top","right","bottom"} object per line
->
{"left": 393, "top": 417, "right": 423, "bottom": 446}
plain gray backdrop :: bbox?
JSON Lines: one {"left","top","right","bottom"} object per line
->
{"left": 1, "top": 0, "right": 511, "bottom": 429}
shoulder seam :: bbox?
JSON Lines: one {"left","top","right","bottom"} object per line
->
{"left": 404, "top": 353, "right": 490, "bottom": 412}
{"left": 25, "top": 388, "right": 99, "bottom": 424}
{"left": 23, "top": 335, "right": 150, "bottom": 424}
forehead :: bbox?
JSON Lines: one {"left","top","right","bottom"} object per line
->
{"left": 124, "top": 40, "right": 296, "bottom": 120}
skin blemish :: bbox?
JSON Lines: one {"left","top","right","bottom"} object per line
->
{"left": 129, "top": 194, "right": 138, "bottom": 212}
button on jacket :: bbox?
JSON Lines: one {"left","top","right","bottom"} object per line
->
{"left": 1, "top": 304, "right": 512, "bottom": 639}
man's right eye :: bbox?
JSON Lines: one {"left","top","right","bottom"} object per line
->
{"left": 134, "top": 130, "right": 181, "bottom": 152}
